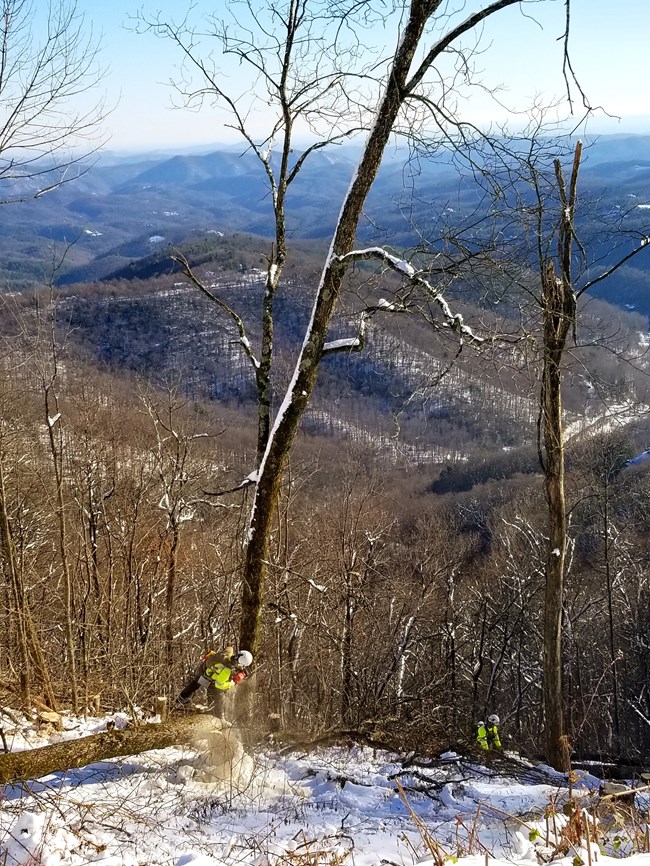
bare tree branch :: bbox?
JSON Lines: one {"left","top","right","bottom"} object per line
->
{"left": 0, "top": 0, "right": 106, "bottom": 201}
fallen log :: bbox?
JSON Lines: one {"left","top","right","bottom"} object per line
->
{"left": 0, "top": 714, "right": 234, "bottom": 786}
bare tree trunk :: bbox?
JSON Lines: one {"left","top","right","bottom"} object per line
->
{"left": 165, "top": 520, "right": 180, "bottom": 671}
{"left": 0, "top": 458, "right": 31, "bottom": 708}
{"left": 341, "top": 569, "right": 354, "bottom": 727}
{"left": 601, "top": 485, "right": 621, "bottom": 746}
{"left": 239, "top": 0, "right": 441, "bottom": 660}
{"left": 541, "top": 279, "right": 569, "bottom": 769}
{"left": 43, "top": 351, "right": 79, "bottom": 712}
{"left": 539, "top": 142, "right": 582, "bottom": 770}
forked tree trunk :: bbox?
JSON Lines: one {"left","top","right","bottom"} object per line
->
{"left": 539, "top": 142, "right": 582, "bottom": 770}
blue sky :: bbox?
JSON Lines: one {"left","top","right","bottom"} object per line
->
{"left": 78, "top": 0, "right": 649, "bottom": 153}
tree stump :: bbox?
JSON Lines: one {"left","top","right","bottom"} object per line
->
{"left": 155, "top": 697, "right": 168, "bottom": 722}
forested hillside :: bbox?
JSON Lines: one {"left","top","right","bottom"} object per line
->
{"left": 2, "top": 138, "right": 650, "bottom": 763}
{"left": 0, "top": 257, "right": 648, "bottom": 758}
{"left": 51, "top": 233, "right": 649, "bottom": 469}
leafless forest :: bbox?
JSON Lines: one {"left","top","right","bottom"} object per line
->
{"left": 0, "top": 269, "right": 648, "bottom": 763}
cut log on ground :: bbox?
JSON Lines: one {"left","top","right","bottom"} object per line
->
{"left": 0, "top": 714, "right": 235, "bottom": 786}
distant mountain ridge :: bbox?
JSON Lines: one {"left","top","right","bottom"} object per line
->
{"left": 0, "top": 134, "right": 649, "bottom": 313}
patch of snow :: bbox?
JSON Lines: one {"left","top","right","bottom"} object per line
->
{"left": 622, "top": 450, "right": 650, "bottom": 469}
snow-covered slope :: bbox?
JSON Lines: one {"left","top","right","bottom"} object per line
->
{"left": 0, "top": 710, "right": 648, "bottom": 866}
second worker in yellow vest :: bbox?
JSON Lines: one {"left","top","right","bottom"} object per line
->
{"left": 476, "top": 714, "right": 502, "bottom": 751}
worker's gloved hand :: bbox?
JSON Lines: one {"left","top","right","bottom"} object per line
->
{"left": 233, "top": 670, "right": 247, "bottom": 685}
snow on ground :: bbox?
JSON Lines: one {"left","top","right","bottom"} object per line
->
{"left": 0, "top": 710, "right": 648, "bottom": 866}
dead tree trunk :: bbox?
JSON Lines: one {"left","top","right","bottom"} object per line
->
{"left": 540, "top": 257, "right": 572, "bottom": 770}
{"left": 539, "top": 142, "right": 581, "bottom": 770}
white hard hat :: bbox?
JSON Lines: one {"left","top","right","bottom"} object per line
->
{"left": 235, "top": 650, "right": 253, "bottom": 667}
{"left": 488, "top": 714, "right": 500, "bottom": 725}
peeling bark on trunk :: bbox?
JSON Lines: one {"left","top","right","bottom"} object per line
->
{"left": 0, "top": 715, "right": 234, "bottom": 786}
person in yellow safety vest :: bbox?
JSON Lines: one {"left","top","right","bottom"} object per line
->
{"left": 477, "top": 714, "right": 502, "bottom": 751}
{"left": 177, "top": 646, "right": 253, "bottom": 718}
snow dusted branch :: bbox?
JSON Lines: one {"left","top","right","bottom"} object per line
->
{"left": 333, "top": 247, "right": 484, "bottom": 343}
{"left": 335, "top": 246, "right": 417, "bottom": 277}
{"left": 322, "top": 312, "right": 369, "bottom": 355}
{"left": 628, "top": 700, "right": 650, "bottom": 729}
{"left": 170, "top": 250, "right": 261, "bottom": 370}
{"left": 202, "top": 474, "right": 257, "bottom": 499}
